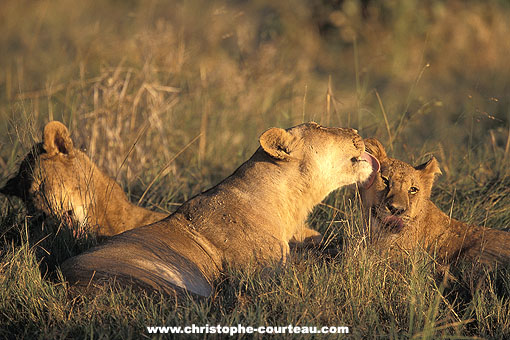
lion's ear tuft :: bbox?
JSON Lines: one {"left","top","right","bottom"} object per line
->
{"left": 415, "top": 157, "right": 442, "bottom": 178}
{"left": 259, "top": 127, "right": 294, "bottom": 161}
{"left": 43, "top": 121, "right": 74, "bottom": 157}
{"left": 364, "top": 138, "right": 387, "bottom": 162}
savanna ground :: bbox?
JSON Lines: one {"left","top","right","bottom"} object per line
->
{"left": 1, "top": 0, "right": 510, "bottom": 338}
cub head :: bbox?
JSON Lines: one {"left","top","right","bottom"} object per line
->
{"left": 259, "top": 122, "right": 378, "bottom": 195}
{"left": 361, "top": 138, "right": 441, "bottom": 233}
{"left": 1, "top": 121, "right": 93, "bottom": 231}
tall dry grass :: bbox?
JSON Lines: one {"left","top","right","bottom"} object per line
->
{"left": 1, "top": 0, "right": 510, "bottom": 338}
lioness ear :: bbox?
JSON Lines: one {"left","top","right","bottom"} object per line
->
{"left": 364, "top": 138, "right": 387, "bottom": 161}
{"left": 259, "top": 127, "right": 294, "bottom": 161}
{"left": 415, "top": 157, "right": 442, "bottom": 179}
{"left": 43, "top": 121, "right": 74, "bottom": 157}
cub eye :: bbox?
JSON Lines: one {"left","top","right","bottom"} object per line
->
{"left": 351, "top": 157, "right": 358, "bottom": 163}
{"left": 409, "top": 186, "right": 419, "bottom": 195}
{"left": 381, "top": 176, "right": 390, "bottom": 187}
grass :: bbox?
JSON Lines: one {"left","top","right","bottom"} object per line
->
{"left": 1, "top": 0, "right": 510, "bottom": 338}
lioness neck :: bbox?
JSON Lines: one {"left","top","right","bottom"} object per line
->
{"left": 171, "top": 150, "right": 327, "bottom": 266}
{"left": 101, "top": 201, "right": 167, "bottom": 236}
{"left": 214, "top": 150, "right": 325, "bottom": 239}
{"left": 92, "top": 171, "right": 167, "bottom": 236}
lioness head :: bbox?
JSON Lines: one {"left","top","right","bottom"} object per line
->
{"left": 361, "top": 138, "right": 441, "bottom": 235}
{"left": 259, "top": 122, "right": 378, "bottom": 194}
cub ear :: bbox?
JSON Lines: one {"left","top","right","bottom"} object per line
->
{"left": 364, "top": 138, "right": 387, "bottom": 162}
{"left": 43, "top": 121, "right": 74, "bottom": 157}
{"left": 259, "top": 127, "right": 294, "bottom": 161}
{"left": 415, "top": 157, "right": 442, "bottom": 179}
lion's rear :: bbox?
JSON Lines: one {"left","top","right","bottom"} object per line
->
{"left": 61, "top": 224, "right": 216, "bottom": 297}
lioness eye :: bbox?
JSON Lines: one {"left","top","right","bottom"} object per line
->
{"left": 409, "top": 186, "right": 419, "bottom": 194}
{"left": 381, "top": 176, "right": 390, "bottom": 187}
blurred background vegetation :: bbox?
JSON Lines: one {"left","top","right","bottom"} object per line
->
{"left": 1, "top": 0, "right": 510, "bottom": 338}
{"left": 1, "top": 0, "right": 509, "bottom": 198}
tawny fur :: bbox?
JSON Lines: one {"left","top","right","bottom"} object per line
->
{"left": 1, "top": 121, "right": 167, "bottom": 236}
{"left": 59, "top": 122, "right": 375, "bottom": 296}
{"left": 361, "top": 138, "right": 510, "bottom": 267}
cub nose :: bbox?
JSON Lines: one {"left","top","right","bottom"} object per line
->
{"left": 387, "top": 202, "right": 406, "bottom": 215}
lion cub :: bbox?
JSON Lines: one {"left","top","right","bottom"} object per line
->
{"left": 61, "top": 122, "right": 377, "bottom": 296}
{"left": 361, "top": 138, "right": 510, "bottom": 267}
{"left": 1, "top": 121, "right": 167, "bottom": 237}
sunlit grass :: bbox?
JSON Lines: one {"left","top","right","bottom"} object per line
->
{"left": 1, "top": 0, "right": 510, "bottom": 338}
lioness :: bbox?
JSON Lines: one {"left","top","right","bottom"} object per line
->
{"left": 361, "top": 138, "right": 510, "bottom": 267}
{"left": 61, "top": 122, "right": 377, "bottom": 296}
{"left": 0, "top": 121, "right": 167, "bottom": 236}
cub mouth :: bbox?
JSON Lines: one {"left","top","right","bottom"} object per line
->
{"left": 371, "top": 208, "right": 405, "bottom": 233}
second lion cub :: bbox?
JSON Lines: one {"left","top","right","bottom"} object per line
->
{"left": 1, "top": 121, "right": 167, "bottom": 237}
{"left": 361, "top": 138, "right": 510, "bottom": 267}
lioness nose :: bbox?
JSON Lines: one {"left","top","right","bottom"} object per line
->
{"left": 387, "top": 202, "right": 406, "bottom": 215}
